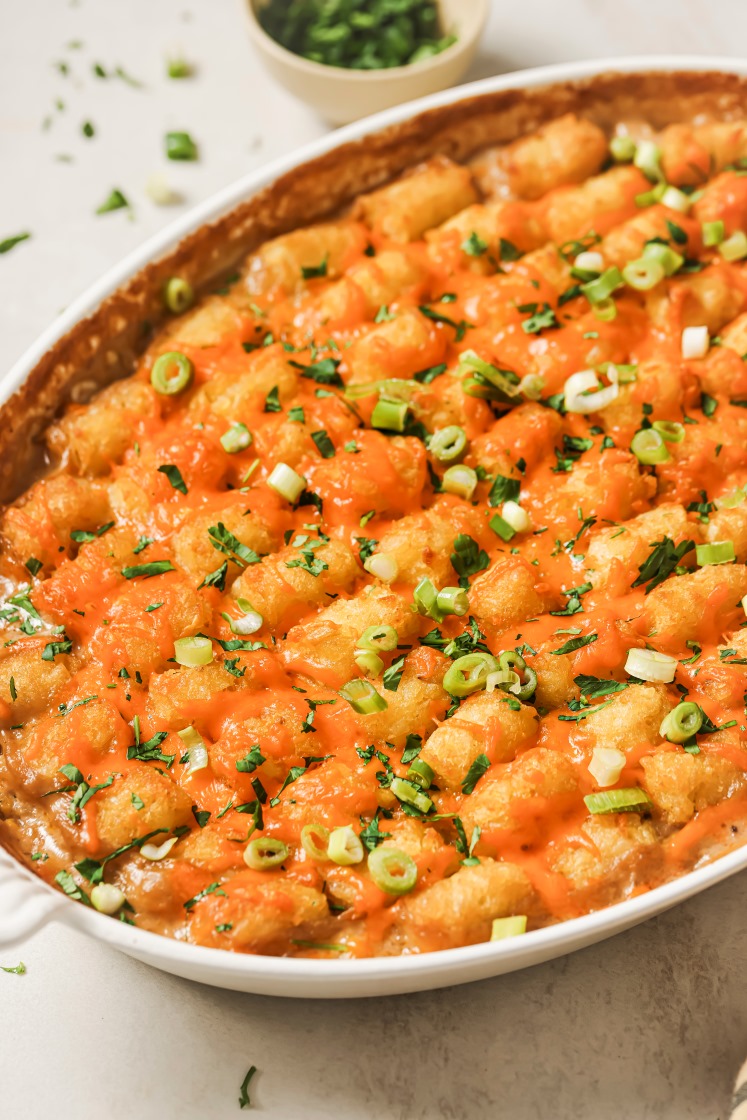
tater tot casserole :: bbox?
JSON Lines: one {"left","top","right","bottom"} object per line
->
{"left": 4, "top": 86, "right": 747, "bottom": 960}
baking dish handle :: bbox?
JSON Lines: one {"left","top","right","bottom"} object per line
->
{"left": 0, "top": 848, "right": 66, "bottom": 948}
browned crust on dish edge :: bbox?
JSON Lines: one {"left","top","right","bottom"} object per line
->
{"left": 2, "top": 67, "right": 747, "bottom": 506}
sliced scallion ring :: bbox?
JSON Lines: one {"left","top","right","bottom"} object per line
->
{"left": 564, "top": 368, "right": 620, "bottom": 414}
{"left": 221, "top": 600, "right": 263, "bottom": 636}
{"left": 164, "top": 276, "right": 194, "bottom": 313}
{"left": 652, "top": 420, "right": 685, "bottom": 443}
{"left": 363, "top": 552, "right": 398, "bottom": 582}
{"left": 244, "top": 837, "right": 288, "bottom": 871}
{"left": 501, "top": 501, "right": 531, "bottom": 533}
{"left": 367, "top": 846, "right": 418, "bottom": 895}
{"left": 413, "top": 576, "right": 440, "bottom": 619}
{"left": 622, "top": 257, "right": 665, "bottom": 291}
{"left": 442, "top": 464, "right": 477, "bottom": 499}
{"left": 267, "top": 462, "right": 306, "bottom": 503}
{"left": 490, "top": 915, "right": 527, "bottom": 940}
{"left": 458, "top": 350, "right": 521, "bottom": 403}
{"left": 681, "top": 325, "right": 710, "bottom": 360}
{"left": 150, "top": 350, "right": 193, "bottom": 395}
{"left": 90, "top": 883, "right": 126, "bottom": 914}
{"left": 390, "top": 776, "right": 434, "bottom": 814}
{"left": 695, "top": 540, "right": 735, "bottom": 566}
{"left": 371, "top": 397, "right": 409, "bottom": 432}
{"left": 357, "top": 624, "right": 398, "bottom": 652}
{"left": 661, "top": 185, "right": 691, "bottom": 213}
{"left": 519, "top": 373, "right": 545, "bottom": 400}
{"left": 635, "top": 182, "right": 667, "bottom": 208}
{"left": 354, "top": 649, "right": 384, "bottom": 677}
{"left": 584, "top": 788, "right": 652, "bottom": 815}
{"left": 220, "top": 422, "right": 252, "bottom": 454}
{"left": 630, "top": 428, "right": 671, "bottom": 465}
{"left": 588, "top": 746, "right": 626, "bottom": 788}
{"left": 702, "top": 219, "right": 725, "bottom": 247}
{"left": 659, "top": 701, "right": 703, "bottom": 744}
{"left": 339, "top": 678, "right": 388, "bottom": 714}
{"left": 327, "top": 825, "right": 364, "bottom": 866}
{"left": 633, "top": 139, "right": 664, "bottom": 182}
{"left": 300, "top": 823, "right": 330, "bottom": 861}
{"left": 141, "top": 836, "right": 179, "bottom": 861}
{"left": 406, "top": 759, "right": 434, "bottom": 789}
{"left": 581, "top": 267, "right": 623, "bottom": 305}
{"left": 174, "top": 635, "right": 214, "bottom": 667}
{"left": 624, "top": 647, "right": 677, "bottom": 683}
{"left": 443, "top": 652, "right": 500, "bottom": 697}
{"left": 435, "top": 586, "right": 469, "bottom": 617}
{"left": 429, "top": 425, "right": 467, "bottom": 464}
{"left": 593, "top": 297, "right": 618, "bottom": 322}
{"left": 641, "top": 240, "right": 684, "bottom": 276}
{"left": 716, "top": 488, "right": 746, "bottom": 510}
{"left": 177, "top": 726, "right": 209, "bottom": 773}
{"left": 609, "top": 135, "right": 636, "bottom": 163}
{"left": 719, "top": 230, "right": 747, "bottom": 262}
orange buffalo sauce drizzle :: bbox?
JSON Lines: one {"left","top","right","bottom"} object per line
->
{"left": 8, "top": 156, "right": 747, "bottom": 956}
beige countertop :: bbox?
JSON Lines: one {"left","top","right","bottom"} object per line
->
{"left": 2, "top": 1, "right": 747, "bottom": 1116}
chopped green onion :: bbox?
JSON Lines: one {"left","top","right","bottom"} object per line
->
{"left": 435, "top": 586, "right": 469, "bottom": 617}
{"left": 167, "top": 55, "right": 192, "bottom": 79}
{"left": 458, "top": 350, "right": 521, "bottom": 403}
{"left": 442, "top": 464, "right": 477, "bottom": 500}
{"left": 609, "top": 135, "right": 636, "bottom": 162}
{"left": 141, "top": 836, "right": 179, "bottom": 861}
{"left": 300, "top": 823, "right": 330, "bottom": 861}
{"left": 624, "top": 647, "right": 677, "bottom": 683}
{"left": 90, "top": 883, "right": 126, "bottom": 914}
{"left": 681, "top": 325, "right": 710, "bottom": 360}
{"left": 220, "top": 423, "right": 252, "bottom": 454}
{"left": 363, "top": 552, "right": 398, "bottom": 582}
{"left": 635, "top": 182, "right": 668, "bottom": 208}
{"left": 564, "top": 368, "right": 620, "bottom": 414}
{"left": 630, "top": 428, "right": 671, "bottom": 465}
{"left": 490, "top": 915, "right": 527, "bottom": 940}
{"left": 592, "top": 298, "right": 617, "bottom": 322}
{"left": 661, "top": 185, "right": 691, "bottom": 213}
{"left": 371, "top": 397, "right": 408, "bottom": 432}
{"left": 150, "top": 350, "right": 193, "bottom": 395}
{"left": 489, "top": 513, "right": 516, "bottom": 542}
{"left": 367, "top": 846, "right": 418, "bottom": 895}
{"left": 406, "top": 758, "right": 434, "bottom": 789}
{"left": 717, "top": 488, "right": 746, "bottom": 510}
{"left": 429, "top": 425, "right": 467, "bottom": 464}
{"left": 267, "top": 462, "right": 306, "bottom": 503}
{"left": 165, "top": 130, "right": 198, "bottom": 161}
{"left": 581, "top": 267, "right": 623, "bottom": 305}
{"left": 177, "top": 726, "right": 209, "bottom": 773}
{"left": 413, "top": 576, "right": 440, "bottom": 619}
{"left": 358, "top": 624, "right": 398, "bottom": 652}
{"left": 622, "top": 257, "right": 665, "bottom": 290}
{"left": 174, "top": 636, "right": 213, "bottom": 667}
{"left": 164, "top": 277, "right": 194, "bottom": 313}
{"left": 443, "top": 652, "right": 500, "bottom": 697}
{"left": 695, "top": 540, "right": 735, "bottom": 566}
{"left": 588, "top": 746, "right": 626, "bottom": 788}
{"left": 327, "top": 826, "right": 364, "bottom": 866}
{"left": 222, "top": 600, "right": 263, "bottom": 636}
{"left": 652, "top": 420, "right": 685, "bottom": 443}
{"left": 390, "top": 777, "right": 433, "bottom": 814}
{"left": 719, "top": 230, "right": 747, "bottom": 262}
{"left": 244, "top": 837, "right": 288, "bottom": 870}
{"left": 641, "top": 240, "right": 684, "bottom": 276}
{"left": 519, "top": 373, "right": 545, "bottom": 400}
{"left": 500, "top": 501, "right": 531, "bottom": 533}
{"left": 339, "top": 678, "right": 388, "bottom": 714}
{"left": 633, "top": 139, "right": 664, "bottom": 182}
{"left": 573, "top": 250, "right": 604, "bottom": 275}
{"left": 702, "top": 220, "right": 725, "bottom": 247}
{"left": 354, "top": 650, "right": 384, "bottom": 676}
{"left": 660, "top": 701, "right": 703, "bottom": 743}
{"left": 584, "top": 788, "right": 652, "bottom": 814}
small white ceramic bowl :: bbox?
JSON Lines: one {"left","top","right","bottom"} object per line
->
{"left": 245, "top": 0, "right": 489, "bottom": 125}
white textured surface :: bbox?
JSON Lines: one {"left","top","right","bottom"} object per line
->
{"left": 2, "top": 1, "right": 747, "bottom": 1117}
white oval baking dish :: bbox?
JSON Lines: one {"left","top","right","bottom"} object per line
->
{"left": 2, "top": 55, "right": 747, "bottom": 999}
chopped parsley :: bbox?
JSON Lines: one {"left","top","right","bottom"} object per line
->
{"left": 289, "top": 357, "right": 343, "bottom": 387}
{"left": 121, "top": 560, "right": 175, "bottom": 580}
{"left": 551, "top": 633, "right": 598, "bottom": 656}
{"left": 632, "top": 537, "right": 696, "bottom": 594}
{"left": 301, "top": 256, "right": 328, "bottom": 280}
{"left": 461, "top": 753, "right": 490, "bottom": 796}
{"left": 311, "top": 429, "right": 335, "bottom": 458}
{"left": 207, "top": 523, "right": 260, "bottom": 568}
